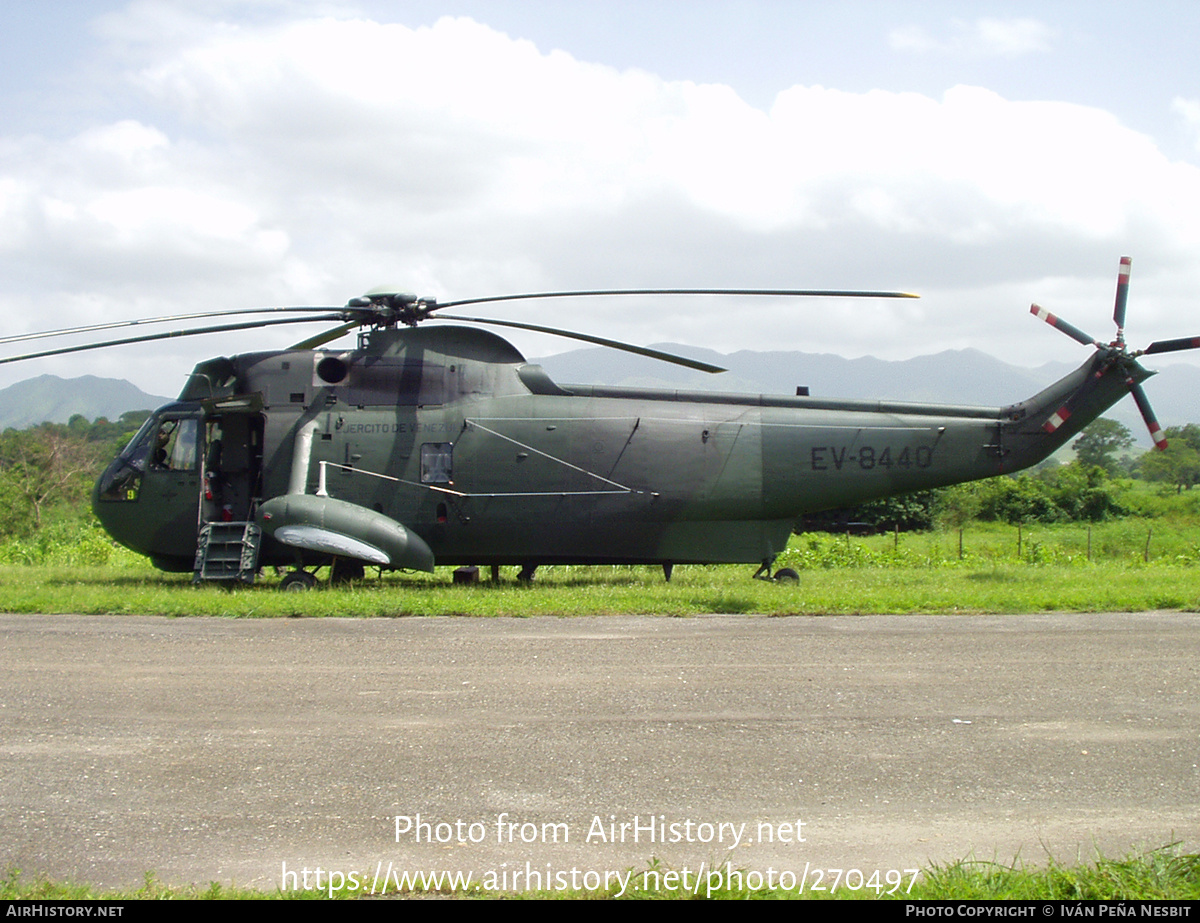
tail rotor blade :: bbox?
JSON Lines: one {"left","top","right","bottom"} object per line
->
{"left": 1143, "top": 335, "right": 1200, "bottom": 355}
{"left": 1127, "top": 379, "right": 1168, "bottom": 449}
{"left": 1030, "top": 305, "right": 1100, "bottom": 348}
{"left": 1112, "top": 256, "right": 1131, "bottom": 336}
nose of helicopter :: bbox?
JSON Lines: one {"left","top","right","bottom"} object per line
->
{"left": 91, "top": 456, "right": 141, "bottom": 554}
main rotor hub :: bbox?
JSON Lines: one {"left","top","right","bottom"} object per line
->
{"left": 346, "top": 289, "right": 439, "bottom": 327}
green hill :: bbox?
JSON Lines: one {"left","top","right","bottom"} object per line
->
{"left": 0, "top": 375, "right": 172, "bottom": 431}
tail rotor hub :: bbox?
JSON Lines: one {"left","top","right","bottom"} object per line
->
{"left": 1030, "top": 256, "right": 1195, "bottom": 450}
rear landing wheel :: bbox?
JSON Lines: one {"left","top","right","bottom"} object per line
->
{"left": 773, "top": 567, "right": 799, "bottom": 583}
{"left": 280, "top": 570, "right": 317, "bottom": 592}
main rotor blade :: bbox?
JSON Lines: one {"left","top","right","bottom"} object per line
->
{"left": 1030, "top": 304, "right": 1101, "bottom": 348}
{"left": 434, "top": 314, "right": 728, "bottom": 373}
{"left": 1127, "top": 379, "right": 1168, "bottom": 449}
{"left": 0, "top": 314, "right": 345, "bottom": 366}
{"left": 0, "top": 306, "right": 347, "bottom": 347}
{"left": 290, "top": 321, "right": 363, "bottom": 350}
{"left": 1143, "top": 335, "right": 1200, "bottom": 355}
{"left": 433, "top": 288, "right": 919, "bottom": 312}
{"left": 1112, "top": 256, "right": 1131, "bottom": 334}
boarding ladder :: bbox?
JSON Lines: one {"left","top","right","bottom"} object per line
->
{"left": 192, "top": 520, "right": 262, "bottom": 584}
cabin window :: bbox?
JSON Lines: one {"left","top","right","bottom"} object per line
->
{"left": 420, "top": 443, "right": 453, "bottom": 484}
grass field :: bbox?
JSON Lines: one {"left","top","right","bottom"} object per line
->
{"left": 3, "top": 460, "right": 1199, "bottom": 619}
{"left": 0, "top": 519, "right": 1198, "bottom": 617}
{"left": 3, "top": 559, "right": 1199, "bottom": 617}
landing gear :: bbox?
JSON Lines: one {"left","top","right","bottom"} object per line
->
{"left": 517, "top": 563, "right": 538, "bottom": 583}
{"left": 279, "top": 557, "right": 371, "bottom": 590}
{"left": 330, "top": 558, "right": 366, "bottom": 585}
{"left": 279, "top": 570, "right": 317, "bottom": 592}
{"left": 662, "top": 562, "right": 674, "bottom": 582}
{"left": 751, "top": 559, "right": 799, "bottom": 582}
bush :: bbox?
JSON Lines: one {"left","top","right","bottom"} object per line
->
{"left": 0, "top": 520, "right": 115, "bottom": 566}
{"left": 931, "top": 464, "right": 1127, "bottom": 526}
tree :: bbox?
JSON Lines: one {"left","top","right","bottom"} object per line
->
{"left": 1073, "top": 418, "right": 1135, "bottom": 474}
{"left": 1041, "top": 462, "right": 1127, "bottom": 520}
{"left": 0, "top": 424, "right": 107, "bottom": 535}
{"left": 1140, "top": 425, "right": 1200, "bottom": 493}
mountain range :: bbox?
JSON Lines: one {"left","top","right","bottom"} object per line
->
{"left": 2, "top": 347, "right": 1195, "bottom": 447}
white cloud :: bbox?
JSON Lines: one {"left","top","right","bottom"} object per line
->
{"left": 1173, "top": 97, "right": 1200, "bottom": 152}
{"left": 890, "top": 18, "right": 1056, "bottom": 57}
{"left": 1, "top": 9, "right": 1197, "bottom": 394}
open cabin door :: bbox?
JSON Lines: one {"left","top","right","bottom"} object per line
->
{"left": 200, "top": 404, "right": 265, "bottom": 523}
{"left": 192, "top": 396, "right": 265, "bottom": 583}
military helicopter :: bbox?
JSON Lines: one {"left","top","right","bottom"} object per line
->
{"left": 2, "top": 257, "right": 1192, "bottom": 589}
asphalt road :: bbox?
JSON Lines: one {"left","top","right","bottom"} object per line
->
{"left": 2, "top": 612, "right": 1197, "bottom": 896}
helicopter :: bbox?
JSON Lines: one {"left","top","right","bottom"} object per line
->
{"left": 3, "top": 256, "right": 1192, "bottom": 589}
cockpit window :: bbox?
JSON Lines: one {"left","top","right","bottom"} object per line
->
{"left": 98, "top": 413, "right": 200, "bottom": 502}
{"left": 119, "top": 416, "right": 156, "bottom": 468}
{"left": 98, "top": 418, "right": 154, "bottom": 502}
{"left": 150, "top": 418, "right": 199, "bottom": 472}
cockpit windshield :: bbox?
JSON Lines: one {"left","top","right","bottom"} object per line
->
{"left": 97, "top": 410, "right": 201, "bottom": 502}
{"left": 118, "top": 416, "right": 156, "bottom": 467}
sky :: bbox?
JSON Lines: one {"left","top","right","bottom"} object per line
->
{"left": 2, "top": 0, "right": 1200, "bottom": 399}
